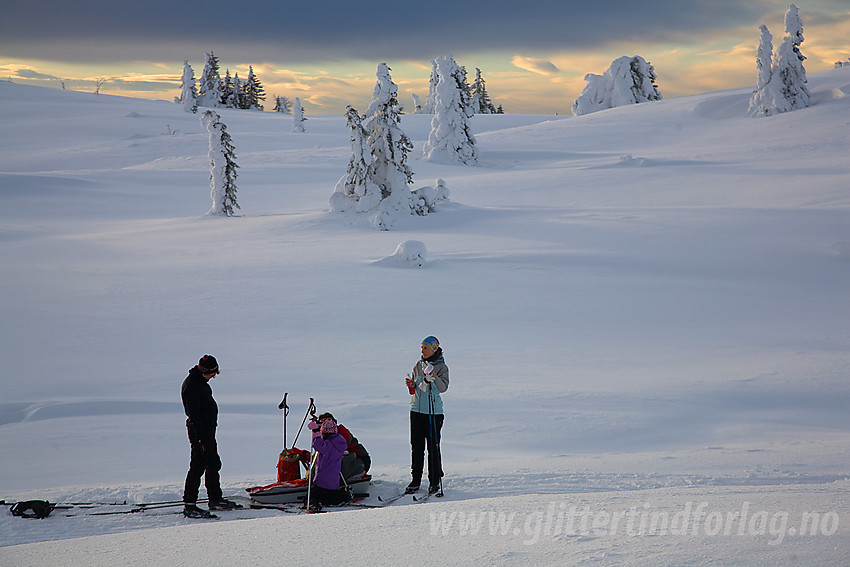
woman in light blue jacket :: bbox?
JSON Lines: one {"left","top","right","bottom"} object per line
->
{"left": 404, "top": 336, "right": 449, "bottom": 495}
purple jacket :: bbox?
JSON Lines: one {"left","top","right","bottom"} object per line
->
{"left": 311, "top": 432, "right": 347, "bottom": 490}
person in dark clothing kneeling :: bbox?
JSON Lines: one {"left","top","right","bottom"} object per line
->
{"left": 181, "top": 355, "right": 239, "bottom": 518}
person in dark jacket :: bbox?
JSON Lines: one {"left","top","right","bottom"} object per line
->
{"left": 181, "top": 355, "right": 238, "bottom": 518}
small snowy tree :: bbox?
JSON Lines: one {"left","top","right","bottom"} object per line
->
{"left": 198, "top": 51, "right": 223, "bottom": 108}
{"left": 179, "top": 61, "right": 198, "bottom": 113}
{"left": 409, "top": 178, "right": 450, "bottom": 216}
{"left": 572, "top": 56, "right": 661, "bottom": 116}
{"left": 470, "top": 68, "right": 497, "bottom": 114}
{"left": 201, "top": 110, "right": 240, "bottom": 216}
{"left": 292, "top": 97, "right": 306, "bottom": 132}
{"left": 748, "top": 25, "right": 775, "bottom": 117}
{"left": 220, "top": 69, "right": 235, "bottom": 107}
{"left": 273, "top": 96, "right": 292, "bottom": 114}
{"left": 231, "top": 73, "right": 244, "bottom": 110}
{"left": 330, "top": 105, "right": 379, "bottom": 213}
{"left": 411, "top": 93, "right": 423, "bottom": 113}
{"left": 243, "top": 66, "right": 266, "bottom": 110}
{"left": 419, "top": 60, "right": 438, "bottom": 114}
{"left": 773, "top": 3, "right": 811, "bottom": 112}
{"left": 423, "top": 55, "right": 478, "bottom": 165}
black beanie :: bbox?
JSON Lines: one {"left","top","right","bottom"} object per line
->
{"left": 198, "top": 355, "right": 219, "bottom": 375}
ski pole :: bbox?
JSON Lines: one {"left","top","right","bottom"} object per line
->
{"left": 305, "top": 450, "right": 319, "bottom": 511}
{"left": 338, "top": 468, "right": 357, "bottom": 503}
{"left": 291, "top": 397, "right": 316, "bottom": 450}
{"left": 428, "top": 383, "right": 444, "bottom": 497}
{"left": 278, "top": 392, "right": 289, "bottom": 449}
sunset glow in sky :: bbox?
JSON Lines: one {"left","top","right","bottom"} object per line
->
{"left": 1, "top": 1, "right": 848, "bottom": 114}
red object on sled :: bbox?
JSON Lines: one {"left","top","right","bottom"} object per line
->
{"left": 277, "top": 448, "right": 310, "bottom": 482}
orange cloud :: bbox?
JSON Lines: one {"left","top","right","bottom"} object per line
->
{"left": 511, "top": 56, "right": 560, "bottom": 75}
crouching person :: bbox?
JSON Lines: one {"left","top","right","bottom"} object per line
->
{"left": 307, "top": 418, "right": 352, "bottom": 510}
{"left": 316, "top": 412, "right": 371, "bottom": 482}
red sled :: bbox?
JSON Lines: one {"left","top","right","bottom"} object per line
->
{"left": 246, "top": 447, "right": 371, "bottom": 504}
{"left": 247, "top": 473, "right": 372, "bottom": 504}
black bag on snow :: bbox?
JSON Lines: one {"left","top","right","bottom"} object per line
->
{"left": 10, "top": 500, "right": 54, "bottom": 519}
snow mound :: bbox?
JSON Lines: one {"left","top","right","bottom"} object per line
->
{"left": 617, "top": 154, "right": 650, "bottom": 167}
{"left": 373, "top": 240, "right": 429, "bottom": 268}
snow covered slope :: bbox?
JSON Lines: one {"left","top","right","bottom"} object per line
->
{"left": 1, "top": 69, "right": 849, "bottom": 564}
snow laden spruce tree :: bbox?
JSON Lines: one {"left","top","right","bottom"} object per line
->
{"left": 243, "top": 66, "right": 266, "bottom": 110}
{"left": 775, "top": 4, "right": 811, "bottom": 111}
{"left": 416, "top": 60, "right": 439, "bottom": 114}
{"left": 572, "top": 56, "right": 661, "bottom": 116}
{"left": 179, "top": 61, "right": 198, "bottom": 113}
{"left": 330, "top": 64, "right": 449, "bottom": 230}
{"left": 330, "top": 105, "right": 377, "bottom": 211}
{"left": 201, "top": 110, "right": 239, "bottom": 216}
{"left": 749, "top": 4, "right": 811, "bottom": 117}
{"left": 361, "top": 63, "right": 414, "bottom": 229}
{"left": 748, "top": 25, "right": 776, "bottom": 116}
{"left": 198, "top": 51, "right": 223, "bottom": 108}
{"left": 471, "top": 68, "right": 498, "bottom": 114}
{"left": 423, "top": 55, "right": 478, "bottom": 165}
{"left": 292, "top": 97, "right": 306, "bottom": 132}
{"left": 273, "top": 96, "right": 292, "bottom": 114}
{"left": 221, "top": 70, "right": 236, "bottom": 107}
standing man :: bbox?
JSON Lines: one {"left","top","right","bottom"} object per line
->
{"left": 404, "top": 336, "right": 449, "bottom": 495}
{"left": 181, "top": 354, "right": 238, "bottom": 518}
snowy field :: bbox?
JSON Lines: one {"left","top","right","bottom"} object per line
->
{"left": 1, "top": 68, "right": 850, "bottom": 565}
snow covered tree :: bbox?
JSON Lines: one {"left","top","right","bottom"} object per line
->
{"left": 572, "top": 56, "right": 662, "bottom": 116}
{"left": 773, "top": 4, "right": 811, "bottom": 112}
{"left": 355, "top": 63, "right": 414, "bottom": 229}
{"left": 331, "top": 67, "right": 451, "bottom": 228}
{"left": 748, "top": 25, "right": 775, "bottom": 117}
{"left": 243, "top": 66, "right": 266, "bottom": 110}
{"left": 220, "top": 69, "right": 235, "bottom": 107}
{"left": 409, "top": 178, "right": 450, "bottom": 216}
{"left": 470, "top": 68, "right": 497, "bottom": 114}
{"left": 198, "top": 51, "right": 223, "bottom": 108}
{"left": 418, "top": 60, "right": 438, "bottom": 114}
{"left": 231, "top": 73, "right": 244, "bottom": 110}
{"left": 411, "top": 93, "right": 423, "bottom": 113}
{"left": 329, "top": 105, "right": 378, "bottom": 213}
{"left": 273, "top": 96, "right": 292, "bottom": 114}
{"left": 179, "top": 61, "right": 198, "bottom": 113}
{"left": 748, "top": 5, "right": 811, "bottom": 117}
{"left": 292, "top": 97, "right": 306, "bottom": 132}
{"left": 423, "top": 55, "right": 478, "bottom": 165}
{"left": 201, "top": 110, "right": 240, "bottom": 216}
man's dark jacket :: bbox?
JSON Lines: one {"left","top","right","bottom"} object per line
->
{"left": 181, "top": 367, "right": 218, "bottom": 441}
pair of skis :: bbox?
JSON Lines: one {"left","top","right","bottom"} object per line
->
{"left": 378, "top": 487, "right": 443, "bottom": 506}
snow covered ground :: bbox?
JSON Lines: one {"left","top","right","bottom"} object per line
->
{"left": 1, "top": 69, "right": 849, "bottom": 565}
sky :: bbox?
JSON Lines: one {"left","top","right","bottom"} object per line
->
{"left": 1, "top": 0, "right": 848, "bottom": 114}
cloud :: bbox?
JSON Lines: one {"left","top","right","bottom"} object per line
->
{"left": 0, "top": 1, "right": 781, "bottom": 65}
{"left": 511, "top": 56, "right": 560, "bottom": 75}
{"left": 0, "top": 64, "right": 63, "bottom": 81}
{"left": 15, "top": 69, "right": 62, "bottom": 80}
